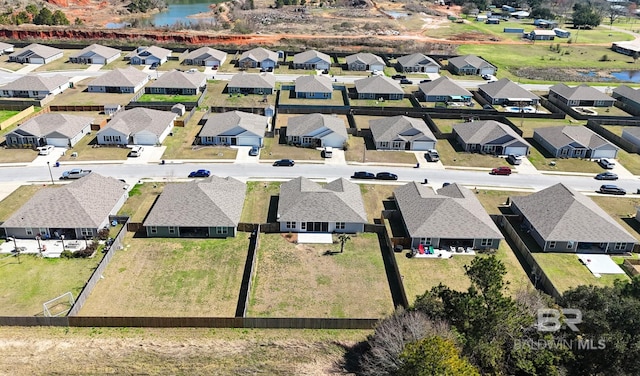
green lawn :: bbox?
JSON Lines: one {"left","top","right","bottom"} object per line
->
{"left": 0, "top": 185, "right": 45, "bottom": 221}
{"left": 118, "top": 182, "right": 166, "bottom": 222}
{"left": 136, "top": 93, "right": 200, "bottom": 103}
{"left": 0, "top": 110, "right": 19, "bottom": 124}
{"left": 248, "top": 233, "right": 394, "bottom": 318}
{"left": 162, "top": 112, "right": 237, "bottom": 160}
{"left": 616, "top": 149, "right": 640, "bottom": 175}
{"left": 278, "top": 89, "right": 347, "bottom": 106}
{"left": 202, "top": 81, "right": 276, "bottom": 108}
{"left": 240, "top": 181, "right": 281, "bottom": 223}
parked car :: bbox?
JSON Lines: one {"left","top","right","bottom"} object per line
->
{"left": 425, "top": 149, "right": 440, "bottom": 162}
{"left": 352, "top": 171, "right": 376, "bottom": 179}
{"left": 392, "top": 74, "right": 407, "bottom": 79}
{"left": 150, "top": 62, "right": 159, "bottom": 70}
{"left": 490, "top": 166, "right": 512, "bottom": 175}
{"left": 507, "top": 154, "right": 524, "bottom": 165}
{"left": 37, "top": 145, "right": 55, "bottom": 155}
{"left": 321, "top": 69, "right": 329, "bottom": 74}
{"left": 481, "top": 74, "right": 493, "bottom": 80}
{"left": 249, "top": 146, "right": 260, "bottom": 156}
{"left": 419, "top": 79, "right": 431, "bottom": 83}
{"left": 376, "top": 172, "right": 398, "bottom": 180}
{"left": 595, "top": 171, "right": 618, "bottom": 180}
{"left": 128, "top": 146, "right": 144, "bottom": 157}
{"left": 322, "top": 146, "right": 333, "bottom": 158}
{"left": 599, "top": 184, "right": 626, "bottom": 195}
{"left": 188, "top": 169, "right": 211, "bottom": 178}
{"left": 399, "top": 78, "right": 412, "bottom": 84}
{"left": 273, "top": 159, "right": 295, "bottom": 166}
{"left": 598, "top": 158, "right": 615, "bottom": 169}
{"left": 260, "top": 67, "right": 273, "bottom": 72}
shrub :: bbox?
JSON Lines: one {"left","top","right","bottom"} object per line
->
{"left": 60, "top": 250, "right": 73, "bottom": 259}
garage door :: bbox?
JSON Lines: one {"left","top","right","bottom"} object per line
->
{"left": 590, "top": 150, "right": 617, "bottom": 159}
{"left": 133, "top": 134, "right": 157, "bottom": 145}
{"left": 480, "top": 68, "right": 494, "bottom": 75}
{"left": 504, "top": 146, "right": 528, "bottom": 156}
{"left": 46, "top": 138, "right": 68, "bottom": 147}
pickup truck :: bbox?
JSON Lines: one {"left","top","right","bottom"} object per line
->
{"left": 60, "top": 169, "right": 92, "bottom": 180}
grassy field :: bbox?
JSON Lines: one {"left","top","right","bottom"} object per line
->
{"left": 248, "top": 233, "right": 394, "bottom": 318}
{"left": 79, "top": 235, "right": 249, "bottom": 316}
{"left": 58, "top": 135, "right": 130, "bottom": 162}
{"left": 0, "top": 110, "right": 19, "bottom": 124}
{"left": 344, "top": 135, "right": 419, "bottom": 164}
{"left": 240, "top": 181, "right": 281, "bottom": 223}
{"left": 0, "top": 148, "right": 38, "bottom": 163}
{"left": 261, "top": 137, "right": 323, "bottom": 161}
{"left": 278, "top": 89, "right": 347, "bottom": 106}
{"left": 437, "top": 138, "right": 511, "bottom": 168}
{"left": 162, "top": 111, "right": 237, "bottom": 160}
{"left": 533, "top": 252, "right": 629, "bottom": 292}
{"left": 360, "top": 184, "right": 397, "bottom": 223}
{"left": 136, "top": 93, "right": 200, "bottom": 103}
{"left": 0, "top": 253, "right": 103, "bottom": 316}
{"left": 0, "top": 184, "right": 45, "bottom": 221}
{"left": 396, "top": 241, "right": 532, "bottom": 304}
{"left": 118, "top": 182, "right": 166, "bottom": 222}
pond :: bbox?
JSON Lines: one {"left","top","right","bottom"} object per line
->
{"left": 107, "top": 0, "right": 223, "bottom": 28}
{"left": 610, "top": 70, "right": 640, "bottom": 83}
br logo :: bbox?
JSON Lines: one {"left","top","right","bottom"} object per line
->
{"left": 536, "top": 308, "right": 582, "bottom": 332}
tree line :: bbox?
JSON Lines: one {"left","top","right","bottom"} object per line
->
{"left": 0, "top": 4, "right": 71, "bottom": 26}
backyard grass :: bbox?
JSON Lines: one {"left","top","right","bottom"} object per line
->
{"left": 161, "top": 111, "right": 237, "bottom": 160}
{"left": 79, "top": 235, "right": 249, "bottom": 316}
{"left": 278, "top": 89, "right": 347, "bottom": 106}
{"left": 396, "top": 241, "right": 532, "bottom": 304}
{"left": 261, "top": 137, "right": 323, "bottom": 161}
{"left": 48, "top": 78, "right": 137, "bottom": 106}
{"left": 533, "top": 253, "right": 629, "bottom": 293}
{"left": 431, "top": 118, "right": 464, "bottom": 134}
{"left": 0, "top": 253, "right": 103, "bottom": 316}
{"left": 352, "top": 115, "right": 382, "bottom": 130}
{"left": 344, "top": 135, "right": 418, "bottom": 165}
{"left": 201, "top": 80, "right": 277, "bottom": 109}
{"left": 512, "top": 117, "right": 575, "bottom": 138}
{"left": 360, "top": 184, "right": 397, "bottom": 223}
{"left": 474, "top": 189, "right": 532, "bottom": 215}
{"left": 240, "top": 181, "right": 281, "bottom": 223}
{"left": 348, "top": 98, "right": 415, "bottom": 107}
{"left": 57, "top": 135, "right": 130, "bottom": 162}
{"left": 248, "top": 233, "right": 394, "bottom": 318}
{"left": 437, "top": 138, "right": 511, "bottom": 168}
{"left": 0, "top": 184, "right": 45, "bottom": 221}
{"left": 0, "top": 148, "right": 38, "bottom": 163}
{"left": 0, "top": 110, "right": 19, "bottom": 124}
{"left": 118, "top": 182, "right": 166, "bottom": 222}
{"left": 591, "top": 195, "right": 640, "bottom": 243}
{"left": 136, "top": 93, "right": 200, "bottom": 103}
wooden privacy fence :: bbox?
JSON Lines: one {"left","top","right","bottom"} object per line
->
{"left": 235, "top": 227, "right": 260, "bottom": 317}
{"left": 67, "top": 317, "right": 379, "bottom": 329}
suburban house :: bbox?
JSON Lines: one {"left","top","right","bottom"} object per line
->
{"left": 394, "top": 182, "right": 503, "bottom": 250}
{"left": 369, "top": 115, "right": 436, "bottom": 151}
{"left": 126, "top": 46, "right": 172, "bottom": 66}
{"left": 286, "top": 113, "right": 348, "bottom": 148}
{"left": 396, "top": 53, "right": 441, "bottom": 73}
{"left": 4, "top": 113, "right": 93, "bottom": 147}
{"left": 87, "top": 67, "right": 150, "bottom": 94}
{"left": 294, "top": 75, "right": 333, "bottom": 99}
{"left": 533, "top": 126, "right": 618, "bottom": 159}
{"left": 447, "top": 54, "right": 496, "bottom": 76}
{"left": 548, "top": 83, "right": 616, "bottom": 107}
{"left": 227, "top": 72, "right": 276, "bottom": 95}
{"left": 292, "top": 50, "right": 331, "bottom": 70}
{"left": 354, "top": 75, "right": 404, "bottom": 100}
{"left": 612, "top": 85, "right": 640, "bottom": 116}
{"left": 0, "top": 74, "right": 70, "bottom": 99}
{"left": 478, "top": 78, "right": 540, "bottom": 105}
{"left": 1, "top": 174, "right": 128, "bottom": 240}
{"left": 529, "top": 29, "right": 556, "bottom": 40}
{"left": 418, "top": 76, "right": 472, "bottom": 103}
{"left": 622, "top": 127, "right": 640, "bottom": 147}
{"left": 612, "top": 40, "right": 640, "bottom": 56}
{"left": 277, "top": 177, "right": 367, "bottom": 233}
{"left": 96, "top": 107, "right": 177, "bottom": 145}
{"left": 453, "top": 120, "right": 530, "bottom": 155}
{"left": 145, "top": 70, "right": 207, "bottom": 95}
{"left": 510, "top": 183, "right": 637, "bottom": 253}
{"left": 8, "top": 43, "right": 63, "bottom": 64}
{"left": 198, "top": 110, "right": 266, "bottom": 147}
{"left": 346, "top": 53, "right": 385, "bottom": 72}
{"left": 0, "top": 41, "right": 14, "bottom": 55}
{"left": 69, "top": 44, "right": 121, "bottom": 65}
{"left": 143, "top": 176, "right": 246, "bottom": 238}
{"left": 238, "top": 47, "right": 278, "bottom": 69}
{"left": 183, "top": 47, "right": 227, "bottom": 68}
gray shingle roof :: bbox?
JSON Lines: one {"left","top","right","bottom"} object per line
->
{"left": 418, "top": 76, "right": 471, "bottom": 97}
{"left": 623, "top": 126, "right": 640, "bottom": 138}
{"left": 0, "top": 42, "right": 13, "bottom": 52}
{"left": 200, "top": 110, "right": 267, "bottom": 138}
{"left": 534, "top": 126, "right": 616, "bottom": 150}
{"left": 9, "top": 43, "right": 62, "bottom": 60}
{"left": 148, "top": 69, "right": 206, "bottom": 89}
{"left": 294, "top": 75, "right": 333, "bottom": 93}
{"left": 1, "top": 74, "right": 69, "bottom": 92}
{"left": 394, "top": 182, "right": 503, "bottom": 239}
{"left": 228, "top": 72, "right": 276, "bottom": 89}
{"left": 184, "top": 47, "right": 227, "bottom": 63}
{"left": 510, "top": 183, "right": 637, "bottom": 243}
{"left": 239, "top": 47, "right": 278, "bottom": 63}
{"left": 354, "top": 75, "right": 403, "bottom": 95}
{"left": 453, "top": 120, "right": 530, "bottom": 147}
{"left": 346, "top": 53, "right": 384, "bottom": 66}
{"left": 88, "top": 67, "right": 149, "bottom": 88}
{"left": 550, "top": 83, "right": 613, "bottom": 101}
{"left": 613, "top": 85, "right": 640, "bottom": 103}
{"left": 70, "top": 44, "right": 121, "bottom": 60}
{"left": 143, "top": 176, "right": 246, "bottom": 227}
{"left": 99, "top": 108, "right": 176, "bottom": 137}
{"left": 126, "top": 45, "right": 172, "bottom": 60}
{"left": 369, "top": 115, "right": 435, "bottom": 143}
{"left": 278, "top": 177, "right": 367, "bottom": 223}
{"left": 478, "top": 78, "right": 539, "bottom": 101}
{"left": 286, "top": 113, "right": 347, "bottom": 138}
{"left": 2, "top": 174, "right": 126, "bottom": 229}
{"left": 293, "top": 50, "right": 331, "bottom": 65}
{"left": 396, "top": 53, "right": 440, "bottom": 68}
{"left": 9, "top": 113, "right": 93, "bottom": 139}
{"left": 448, "top": 54, "right": 495, "bottom": 70}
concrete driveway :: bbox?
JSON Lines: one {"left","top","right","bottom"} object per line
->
{"left": 123, "top": 146, "right": 166, "bottom": 164}
{"left": 14, "top": 64, "right": 39, "bottom": 74}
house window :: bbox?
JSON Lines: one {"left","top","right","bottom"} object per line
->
{"left": 1, "top": 90, "right": 8, "bottom": 96}
{"left": 614, "top": 242, "right": 625, "bottom": 251}
{"left": 335, "top": 222, "right": 345, "bottom": 230}
{"left": 301, "top": 222, "right": 306, "bottom": 230}
{"left": 481, "top": 239, "right": 492, "bottom": 246}
{"left": 168, "top": 226, "right": 176, "bottom": 234}
{"left": 549, "top": 241, "right": 556, "bottom": 249}
{"left": 286, "top": 222, "right": 296, "bottom": 229}
{"left": 31, "top": 91, "right": 39, "bottom": 97}
{"left": 420, "top": 238, "right": 431, "bottom": 246}
{"left": 216, "top": 227, "right": 228, "bottom": 234}
{"left": 81, "top": 228, "right": 93, "bottom": 237}
{"left": 392, "top": 141, "right": 403, "bottom": 149}
{"left": 379, "top": 142, "right": 389, "bottom": 148}
{"left": 150, "top": 226, "right": 157, "bottom": 234}
{"left": 38, "top": 228, "right": 47, "bottom": 236}
{"left": 302, "top": 137, "right": 314, "bottom": 145}
{"left": 567, "top": 241, "right": 574, "bottom": 249}
{"left": 25, "top": 228, "right": 33, "bottom": 236}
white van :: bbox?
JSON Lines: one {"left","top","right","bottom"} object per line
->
{"left": 322, "top": 146, "right": 333, "bottom": 158}
{"left": 129, "top": 146, "right": 144, "bottom": 157}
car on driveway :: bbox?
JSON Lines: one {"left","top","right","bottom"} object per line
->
{"left": 490, "top": 166, "right": 512, "bottom": 175}
{"left": 425, "top": 149, "right": 439, "bottom": 162}
{"left": 37, "top": 145, "right": 55, "bottom": 155}
{"left": 249, "top": 146, "right": 260, "bottom": 156}
{"left": 376, "top": 172, "right": 398, "bottom": 180}
{"left": 273, "top": 159, "right": 295, "bottom": 166}
{"left": 598, "top": 158, "right": 615, "bottom": 169}
{"left": 352, "top": 171, "right": 376, "bottom": 179}
{"left": 188, "top": 169, "right": 210, "bottom": 178}
{"left": 595, "top": 172, "right": 618, "bottom": 180}
{"left": 399, "top": 78, "right": 412, "bottom": 84}
{"left": 507, "top": 154, "right": 524, "bottom": 165}
{"left": 599, "top": 184, "right": 626, "bottom": 195}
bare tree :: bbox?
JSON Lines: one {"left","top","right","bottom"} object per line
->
{"left": 338, "top": 233, "right": 350, "bottom": 253}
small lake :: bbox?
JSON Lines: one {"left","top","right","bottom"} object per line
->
{"left": 107, "top": 0, "right": 222, "bottom": 28}
{"left": 611, "top": 70, "right": 640, "bottom": 83}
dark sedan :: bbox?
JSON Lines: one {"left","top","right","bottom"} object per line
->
{"left": 595, "top": 172, "right": 618, "bottom": 180}
{"left": 599, "top": 184, "right": 626, "bottom": 195}
{"left": 376, "top": 172, "right": 398, "bottom": 180}
{"left": 188, "top": 169, "right": 211, "bottom": 178}
{"left": 352, "top": 171, "right": 376, "bottom": 179}
{"left": 273, "top": 159, "right": 295, "bottom": 166}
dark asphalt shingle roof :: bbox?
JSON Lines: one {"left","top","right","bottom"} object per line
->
{"left": 9, "top": 113, "right": 93, "bottom": 139}
{"left": 88, "top": 67, "right": 149, "bottom": 88}
{"left": 200, "top": 110, "right": 267, "bottom": 138}
{"left": 534, "top": 126, "right": 616, "bottom": 150}
{"left": 453, "top": 120, "right": 530, "bottom": 148}
{"left": 550, "top": 83, "right": 614, "bottom": 102}
{"left": 418, "top": 76, "right": 471, "bottom": 97}
{"left": 286, "top": 113, "right": 347, "bottom": 138}
{"left": 294, "top": 75, "right": 333, "bottom": 93}
{"left": 354, "top": 75, "right": 403, "bottom": 95}
{"left": 478, "top": 78, "right": 539, "bottom": 101}
{"left": 369, "top": 115, "right": 435, "bottom": 143}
